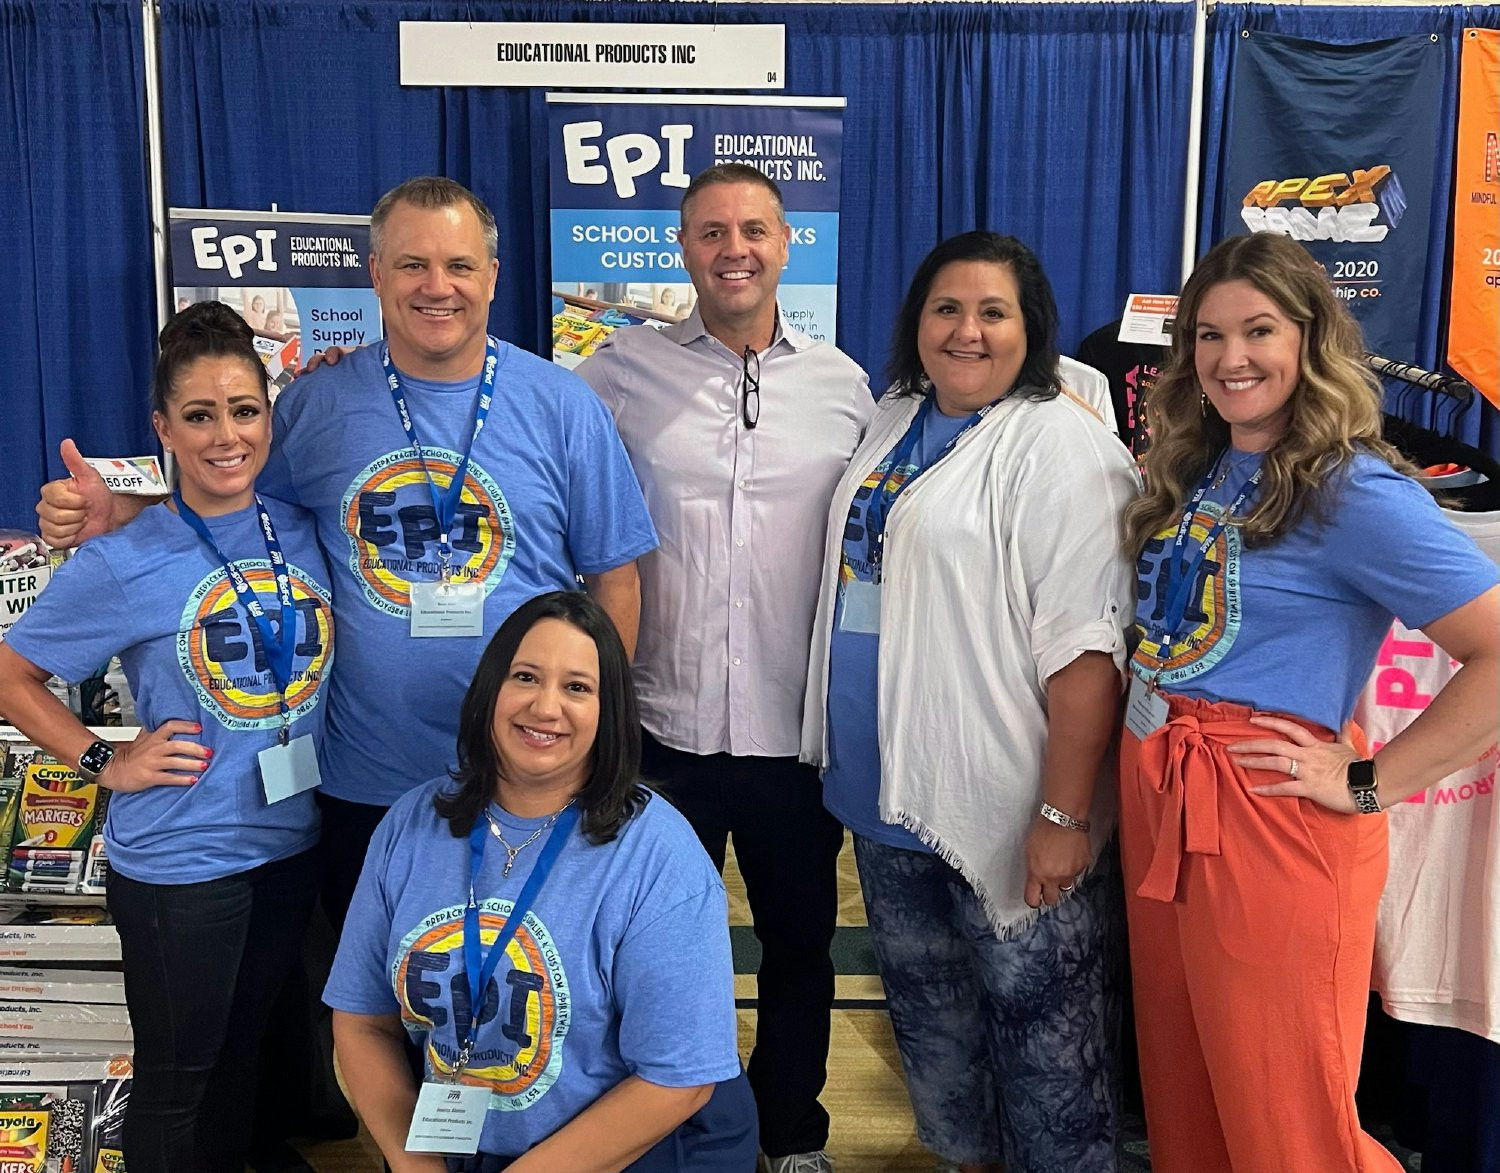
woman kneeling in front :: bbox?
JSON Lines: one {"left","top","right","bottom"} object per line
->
{"left": 325, "top": 591, "right": 756, "bottom": 1172}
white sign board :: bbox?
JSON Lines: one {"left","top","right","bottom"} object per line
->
{"left": 0, "top": 564, "right": 50, "bottom": 642}
{"left": 1118, "top": 294, "right": 1179, "bottom": 347}
{"left": 400, "top": 22, "right": 786, "bottom": 90}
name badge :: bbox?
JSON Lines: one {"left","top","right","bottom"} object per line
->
{"left": 838, "top": 579, "right": 882, "bottom": 635}
{"left": 257, "top": 734, "right": 322, "bottom": 804}
{"left": 410, "top": 580, "right": 485, "bottom": 638}
{"left": 1124, "top": 674, "right": 1170, "bottom": 741}
{"left": 406, "top": 1080, "right": 489, "bottom": 1154}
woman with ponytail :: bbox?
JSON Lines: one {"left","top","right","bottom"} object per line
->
{"left": 0, "top": 302, "right": 335, "bottom": 1172}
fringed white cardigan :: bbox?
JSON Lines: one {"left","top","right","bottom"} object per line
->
{"left": 801, "top": 387, "right": 1140, "bottom": 938}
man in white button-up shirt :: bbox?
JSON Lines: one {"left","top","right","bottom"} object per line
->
{"left": 576, "top": 165, "right": 873, "bottom": 1173}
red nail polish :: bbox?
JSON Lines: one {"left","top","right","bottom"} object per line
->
{"left": 190, "top": 775, "right": 200, "bottom": 783}
{"left": 204, "top": 749, "right": 213, "bottom": 759}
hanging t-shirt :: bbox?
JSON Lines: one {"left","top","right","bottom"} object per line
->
{"left": 1359, "top": 509, "right": 1500, "bottom": 1042}
{"left": 323, "top": 781, "right": 739, "bottom": 1156}
{"left": 3, "top": 500, "right": 332, "bottom": 883}
{"left": 822, "top": 407, "right": 974, "bottom": 852}
{"left": 1130, "top": 452, "right": 1500, "bottom": 731}
{"left": 259, "top": 342, "right": 658, "bottom": 806}
{"left": 1074, "top": 321, "right": 1166, "bottom": 457}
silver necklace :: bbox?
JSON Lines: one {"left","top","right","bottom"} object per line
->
{"left": 485, "top": 798, "right": 576, "bottom": 877}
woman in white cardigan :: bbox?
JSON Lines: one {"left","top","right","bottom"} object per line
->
{"left": 801, "top": 232, "right": 1139, "bottom": 1173}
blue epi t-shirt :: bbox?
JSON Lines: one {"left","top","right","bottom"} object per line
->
{"left": 1130, "top": 451, "right": 1500, "bottom": 730}
{"left": 323, "top": 781, "right": 740, "bottom": 1156}
{"left": 3, "top": 499, "right": 332, "bottom": 883}
{"left": 822, "top": 407, "right": 975, "bottom": 851}
{"left": 260, "top": 341, "right": 658, "bottom": 806}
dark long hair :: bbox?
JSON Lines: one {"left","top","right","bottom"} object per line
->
{"left": 435, "top": 591, "right": 647, "bottom": 845}
{"left": 154, "top": 301, "right": 266, "bottom": 412}
{"left": 886, "top": 230, "right": 1061, "bottom": 402}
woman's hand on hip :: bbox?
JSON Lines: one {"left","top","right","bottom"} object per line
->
{"left": 100, "top": 720, "right": 209, "bottom": 792}
{"left": 1025, "top": 818, "right": 1093, "bottom": 908}
{"left": 1231, "top": 715, "right": 1362, "bottom": 814}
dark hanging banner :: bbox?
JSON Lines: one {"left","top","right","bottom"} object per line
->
{"left": 1217, "top": 33, "right": 1444, "bottom": 362}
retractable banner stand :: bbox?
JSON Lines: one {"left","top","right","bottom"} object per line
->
{"left": 1218, "top": 33, "right": 1444, "bottom": 361}
{"left": 546, "top": 95, "right": 844, "bottom": 367}
{"left": 168, "top": 210, "right": 380, "bottom": 396}
{"left": 1447, "top": 29, "right": 1499, "bottom": 409}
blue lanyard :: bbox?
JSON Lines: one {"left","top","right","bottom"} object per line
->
{"left": 455, "top": 802, "right": 580, "bottom": 1076}
{"left": 382, "top": 337, "right": 499, "bottom": 578}
{"left": 174, "top": 493, "right": 297, "bottom": 740}
{"left": 865, "top": 397, "right": 990, "bottom": 550}
{"left": 1147, "top": 451, "right": 1263, "bottom": 667}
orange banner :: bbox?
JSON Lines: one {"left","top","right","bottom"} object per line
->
{"left": 1448, "top": 29, "right": 1500, "bottom": 409}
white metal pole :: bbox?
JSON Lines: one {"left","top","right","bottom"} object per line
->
{"left": 140, "top": 0, "right": 173, "bottom": 482}
{"left": 1180, "top": 0, "right": 1209, "bottom": 287}
{"left": 141, "top": 0, "right": 171, "bottom": 334}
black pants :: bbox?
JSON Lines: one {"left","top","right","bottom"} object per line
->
{"left": 641, "top": 731, "right": 842, "bottom": 1158}
{"left": 107, "top": 849, "right": 317, "bottom": 1173}
{"left": 315, "top": 791, "right": 391, "bottom": 933}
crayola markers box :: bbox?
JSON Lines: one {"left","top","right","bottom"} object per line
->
{"left": 11, "top": 761, "right": 98, "bottom": 851}
{"left": 0, "top": 1094, "right": 48, "bottom": 1172}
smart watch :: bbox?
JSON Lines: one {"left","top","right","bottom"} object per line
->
{"left": 77, "top": 740, "right": 115, "bottom": 782}
{"left": 1346, "top": 759, "right": 1382, "bottom": 815}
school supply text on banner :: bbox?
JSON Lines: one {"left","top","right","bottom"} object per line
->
{"left": 546, "top": 95, "right": 845, "bottom": 368}
{"left": 169, "top": 210, "right": 381, "bottom": 396}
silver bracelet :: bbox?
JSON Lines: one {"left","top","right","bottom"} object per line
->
{"left": 1039, "top": 802, "right": 1090, "bottom": 833}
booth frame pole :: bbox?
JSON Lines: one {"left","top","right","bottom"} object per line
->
{"left": 142, "top": 0, "right": 171, "bottom": 336}
{"left": 1180, "top": 0, "right": 1209, "bottom": 286}
{"left": 141, "top": 0, "right": 174, "bottom": 482}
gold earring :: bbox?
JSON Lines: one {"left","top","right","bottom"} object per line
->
{"left": 1198, "top": 392, "right": 1207, "bottom": 418}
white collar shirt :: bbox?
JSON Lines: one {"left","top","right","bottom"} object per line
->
{"left": 576, "top": 305, "right": 873, "bottom": 757}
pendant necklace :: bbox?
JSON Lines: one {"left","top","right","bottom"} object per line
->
{"left": 485, "top": 798, "right": 576, "bottom": 877}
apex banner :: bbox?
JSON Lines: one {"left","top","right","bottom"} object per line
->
{"left": 1447, "top": 29, "right": 1499, "bottom": 408}
{"left": 1218, "top": 33, "right": 1444, "bottom": 361}
{"left": 546, "top": 95, "right": 844, "bottom": 367}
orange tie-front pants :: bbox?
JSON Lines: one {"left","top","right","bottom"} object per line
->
{"left": 1119, "top": 692, "right": 1400, "bottom": 1173}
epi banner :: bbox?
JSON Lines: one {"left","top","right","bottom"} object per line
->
{"left": 169, "top": 210, "right": 381, "bottom": 396}
{"left": 546, "top": 94, "right": 844, "bottom": 367}
{"left": 1447, "top": 29, "right": 1499, "bottom": 409}
{"left": 1218, "top": 33, "right": 1444, "bottom": 360}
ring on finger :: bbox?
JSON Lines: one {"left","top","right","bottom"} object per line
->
{"left": 1288, "top": 758, "right": 1300, "bottom": 780}
{"left": 1060, "top": 883, "right": 1075, "bottom": 893}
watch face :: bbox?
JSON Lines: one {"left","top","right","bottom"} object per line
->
{"left": 78, "top": 741, "right": 114, "bottom": 777}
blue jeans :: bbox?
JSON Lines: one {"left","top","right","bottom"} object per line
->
{"left": 854, "top": 836, "right": 1122, "bottom": 1172}
{"left": 445, "top": 1069, "right": 759, "bottom": 1171}
{"left": 107, "top": 849, "right": 317, "bottom": 1173}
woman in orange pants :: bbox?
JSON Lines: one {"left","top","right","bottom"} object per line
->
{"left": 1118, "top": 232, "right": 1499, "bottom": 1172}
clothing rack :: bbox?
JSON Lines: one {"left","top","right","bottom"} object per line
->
{"left": 1366, "top": 354, "right": 1473, "bottom": 405}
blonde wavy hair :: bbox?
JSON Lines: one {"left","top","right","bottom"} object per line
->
{"left": 1123, "top": 232, "right": 1407, "bottom": 554}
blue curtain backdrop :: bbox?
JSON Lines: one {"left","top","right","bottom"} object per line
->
{"left": 158, "top": 0, "right": 1194, "bottom": 380}
{"left": 0, "top": 0, "right": 155, "bottom": 531}
{"left": 1203, "top": 4, "right": 1500, "bottom": 451}
{"left": 8, "top": 2, "right": 1499, "bottom": 532}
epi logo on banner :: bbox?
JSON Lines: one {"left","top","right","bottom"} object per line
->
{"left": 563, "top": 122, "right": 694, "bottom": 199}
{"left": 1239, "top": 166, "right": 1404, "bottom": 242}
{"left": 191, "top": 227, "right": 280, "bottom": 280}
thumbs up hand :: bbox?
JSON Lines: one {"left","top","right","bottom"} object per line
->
{"left": 35, "top": 439, "right": 141, "bottom": 549}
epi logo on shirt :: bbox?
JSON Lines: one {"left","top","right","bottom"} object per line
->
{"left": 394, "top": 902, "right": 569, "bottom": 1110}
{"left": 1131, "top": 502, "right": 1243, "bottom": 683}
{"left": 342, "top": 448, "right": 515, "bottom": 618}
{"left": 179, "top": 562, "right": 333, "bottom": 730}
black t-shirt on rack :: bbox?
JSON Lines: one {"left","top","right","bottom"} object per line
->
{"left": 1075, "top": 321, "right": 1166, "bottom": 458}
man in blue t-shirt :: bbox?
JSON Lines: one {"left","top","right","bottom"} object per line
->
{"left": 36, "top": 177, "right": 658, "bottom": 924}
